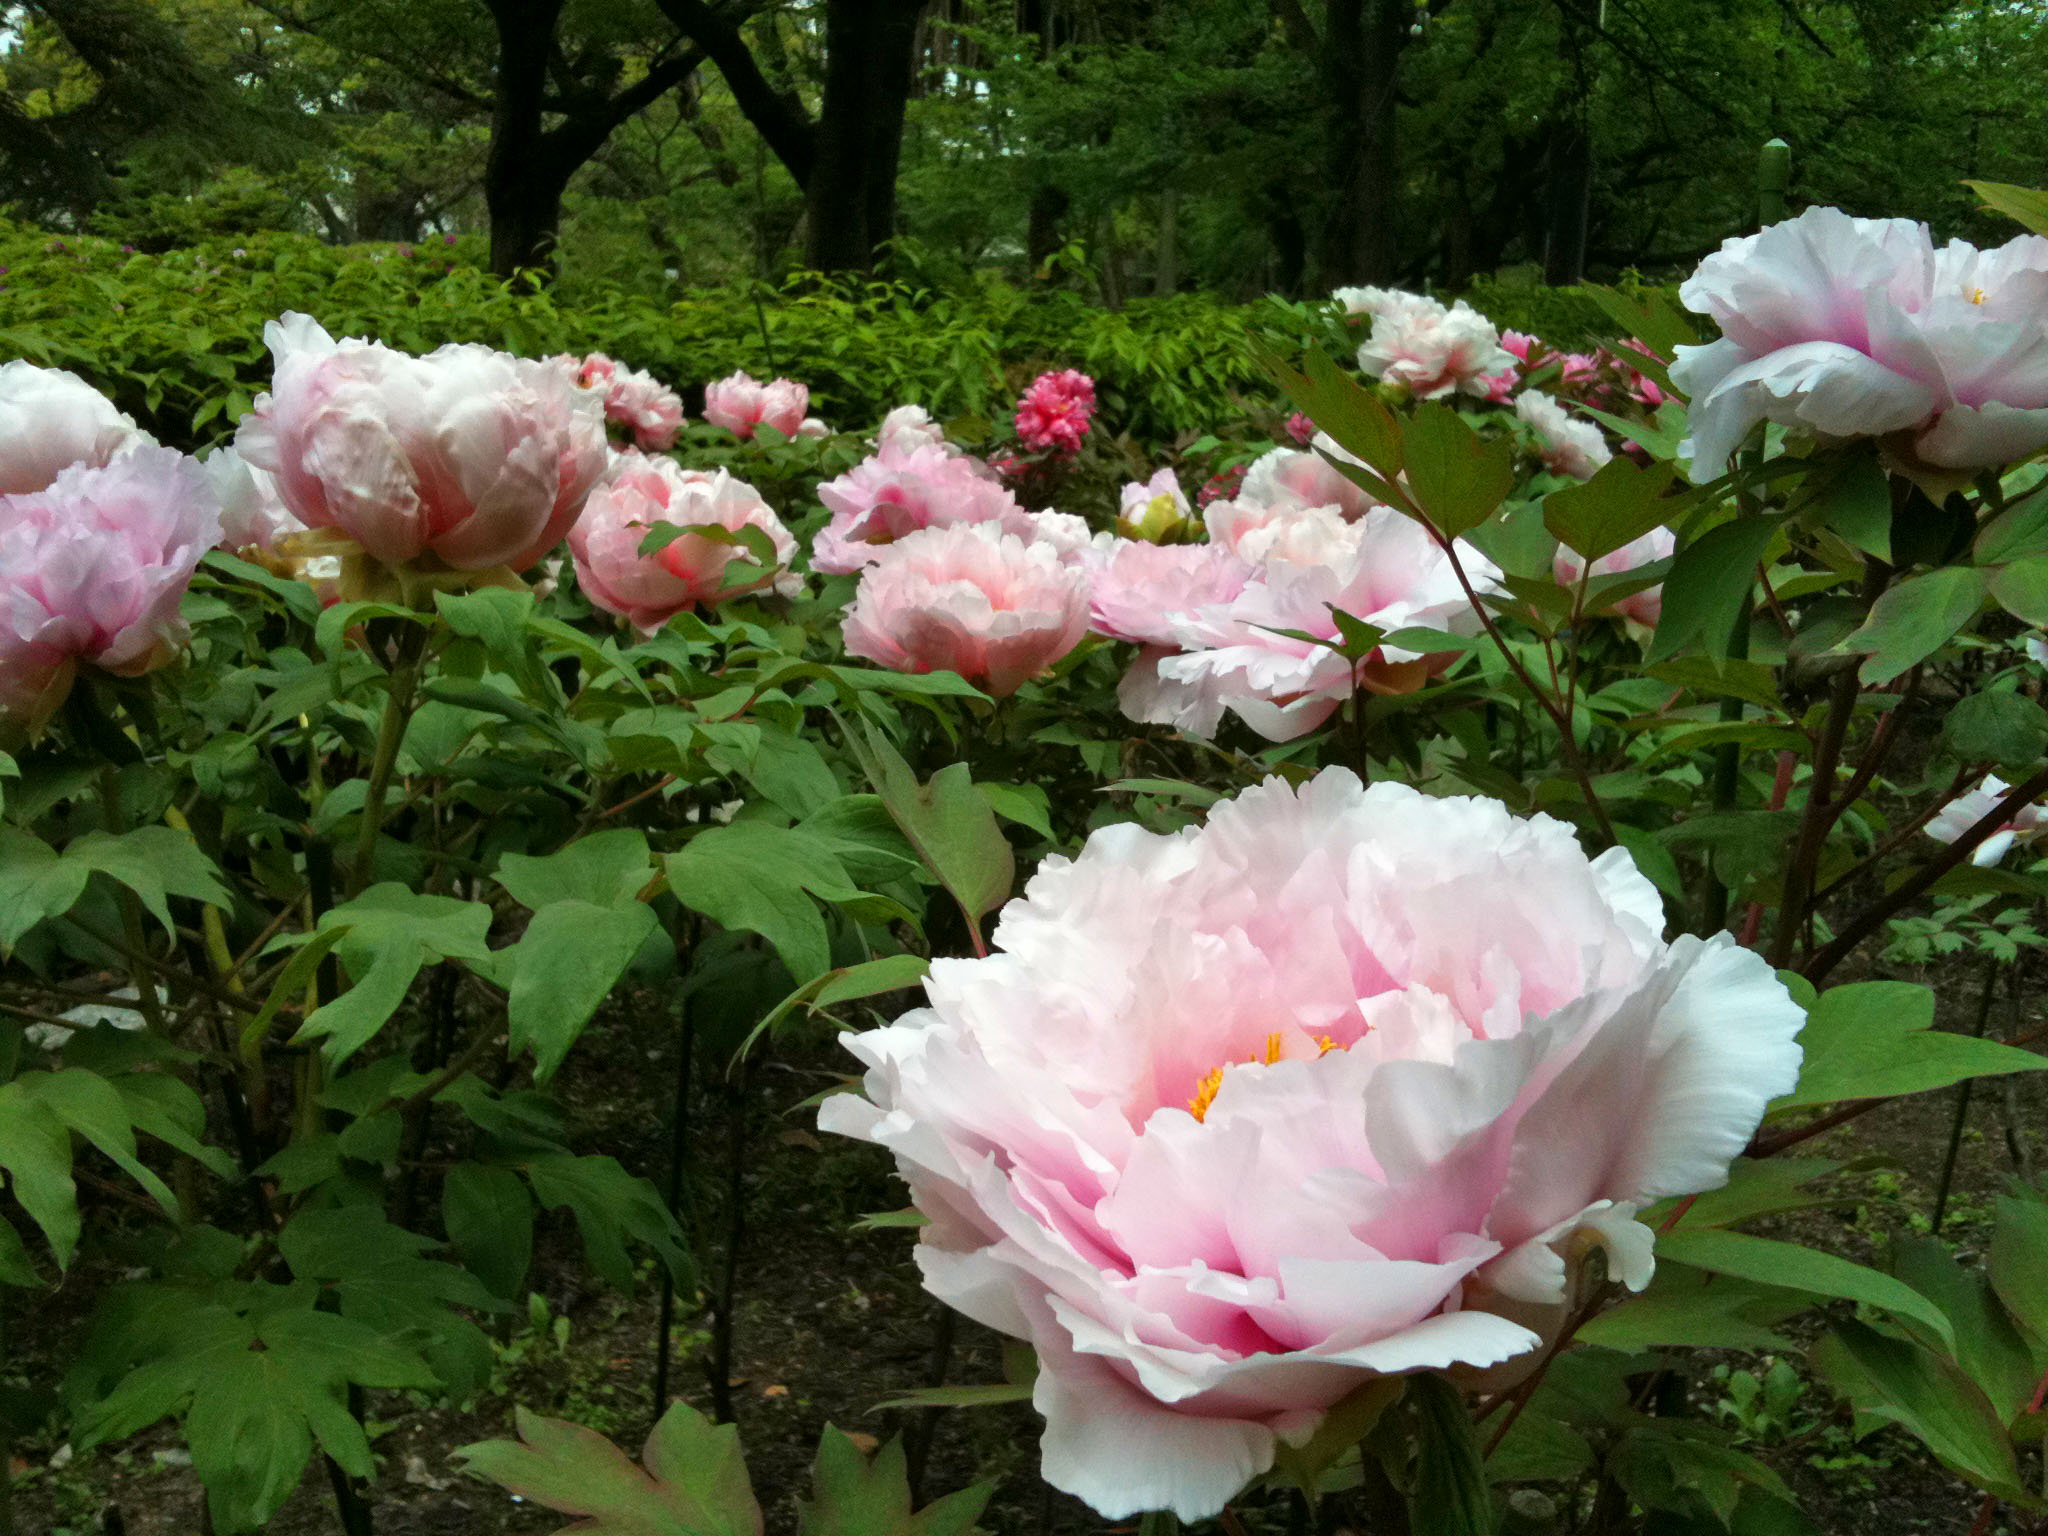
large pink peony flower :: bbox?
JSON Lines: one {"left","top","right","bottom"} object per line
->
{"left": 1554, "top": 525, "right": 1676, "bottom": 629}
{"left": 1087, "top": 540, "right": 1252, "bottom": 647}
{"left": 570, "top": 457, "right": 799, "bottom": 631}
{"left": 1015, "top": 369, "right": 1097, "bottom": 455}
{"left": 1926, "top": 774, "right": 2048, "bottom": 867}
{"left": 0, "top": 447, "right": 222, "bottom": 723}
{"left": 1122, "top": 505, "right": 1494, "bottom": 741}
{"left": 0, "top": 361, "right": 151, "bottom": 495}
{"left": 812, "top": 443, "right": 1029, "bottom": 575}
{"left": 823, "top": 771, "right": 1804, "bottom": 1519}
{"left": 1354, "top": 291, "right": 1518, "bottom": 401}
{"left": 237, "top": 314, "right": 607, "bottom": 572}
{"left": 839, "top": 522, "right": 1090, "bottom": 696}
{"left": 1517, "top": 392, "right": 1613, "bottom": 481}
{"left": 577, "top": 353, "right": 685, "bottom": 452}
{"left": 1671, "top": 206, "right": 2048, "bottom": 478}
{"left": 702, "top": 371, "right": 810, "bottom": 440}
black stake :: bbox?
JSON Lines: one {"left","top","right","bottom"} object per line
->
{"left": 1932, "top": 953, "right": 2003, "bottom": 1235}
{"left": 652, "top": 1006, "right": 696, "bottom": 1424}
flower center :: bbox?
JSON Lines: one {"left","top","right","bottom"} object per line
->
{"left": 1186, "top": 1032, "right": 1339, "bottom": 1121}
{"left": 1969, "top": 286, "right": 1989, "bottom": 305}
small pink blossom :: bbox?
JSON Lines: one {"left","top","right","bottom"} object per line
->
{"left": 0, "top": 448, "right": 222, "bottom": 724}
{"left": 1015, "top": 369, "right": 1097, "bottom": 455}
{"left": 812, "top": 444, "right": 1029, "bottom": 574}
{"left": 1926, "top": 775, "right": 2048, "bottom": 867}
{"left": 1196, "top": 466, "right": 1245, "bottom": 507}
{"left": 570, "top": 457, "right": 799, "bottom": 630}
{"left": 1355, "top": 291, "right": 1517, "bottom": 400}
{"left": 822, "top": 770, "right": 1804, "bottom": 1519}
{"left": 839, "top": 522, "right": 1091, "bottom": 696}
{"left": 1283, "top": 412, "right": 1315, "bottom": 446}
{"left": 1616, "top": 339, "right": 1671, "bottom": 409}
{"left": 702, "top": 371, "right": 810, "bottom": 440}
{"left": 876, "top": 404, "right": 949, "bottom": 456}
{"left": 577, "top": 352, "right": 685, "bottom": 452}
{"left": 1236, "top": 437, "right": 1378, "bottom": 521}
{"left": 1554, "top": 525, "right": 1676, "bottom": 628}
{"left": 1516, "top": 393, "right": 1613, "bottom": 480}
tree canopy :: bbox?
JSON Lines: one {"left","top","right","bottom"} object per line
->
{"left": 1, "top": 0, "right": 2042, "bottom": 292}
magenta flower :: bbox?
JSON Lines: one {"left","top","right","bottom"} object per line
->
{"left": 237, "top": 313, "right": 607, "bottom": 572}
{"left": 839, "top": 522, "right": 1090, "bottom": 696}
{"left": 822, "top": 770, "right": 1804, "bottom": 1519}
{"left": 0, "top": 448, "right": 222, "bottom": 724}
{"left": 702, "top": 370, "right": 809, "bottom": 440}
{"left": 569, "top": 457, "right": 798, "bottom": 630}
{"left": 1283, "top": 411, "right": 1316, "bottom": 446}
{"left": 1014, "top": 369, "right": 1097, "bottom": 455}
{"left": 1672, "top": 206, "right": 2048, "bottom": 478}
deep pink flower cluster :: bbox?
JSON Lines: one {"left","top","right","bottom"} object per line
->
{"left": 1014, "top": 369, "right": 1097, "bottom": 455}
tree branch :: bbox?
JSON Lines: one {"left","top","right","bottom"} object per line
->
{"left": 653, "top": 0, "right": 816, "bottom": 184}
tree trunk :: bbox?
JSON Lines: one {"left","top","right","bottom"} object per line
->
{"left": 1317, "top": 0, "right": 1404, "bottom": 286}
{"left": 803, "top": 0, "right": 924, "bottom": 272}
{"left": 1155, "top": 187, "right": 1178, "bottom": 295}
{"left": 484, "top": 0, "right": 568, "bottom": 278}
{"left": 1542, "top": 120, "right": 1592, "bottom": 286}
{"left": 1026, "top": 183, "right": 1070, "bottom": 270}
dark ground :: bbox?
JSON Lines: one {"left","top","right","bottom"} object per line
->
{"left": 7, "top": 954, "right": 2045, "bottom": 1536}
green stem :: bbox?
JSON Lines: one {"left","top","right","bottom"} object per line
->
{"left": 97, "top": 765, "right": 169, "bottom": 1038}
{"left": 348, "top": 627, "right": 429, "bottom": 898}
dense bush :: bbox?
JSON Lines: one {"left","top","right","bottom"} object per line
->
{"left": 0, "top": 224, "right": 1670, "bottom": 456}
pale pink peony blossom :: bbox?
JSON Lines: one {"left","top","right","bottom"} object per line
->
{"left": 1014, "top": 369, "right": 1096, "bottom": 455}
{"left": 0, "top": 361, "right": 151, "bottom": 495}
{"left": 796, "top": 416, "right": 832, "bottom": 439}
{"left": 1517, "top": 392, "right": 1613, "bottom": 480}
{"left": 1672, "top": 206, "right": 2048, "bottom": 478}
{"left": 1354, "top": 291, "right": 1518, "bottom": 400}
{"left": 1236, "top": 436, "right": 1379, "bottom": 521}
{"left": 576, "top": 353, "right": 685, "bottom": 452}
{"left": 1086, "top": 540, "right": 1252, "bottom": 646}
{"left": 702, "top": 371, "right": 810, "bottom": 440}
{"left": 237, "top": 314, "right": 607, "bottom": 572}
{"left": 205, "top": 446, "right": 305, "bottom": 553}
{"left": 877, "top": 404, "right": 949, "bottom": 456}
{"left": 839, "top": 522, "right": 1091, "bottom": 696}
{"left": 570, "top": 457, "right": 799, "bottom": 630}
{"left": 812, "top": 443, "right": 1031, "bottom": 575}
{"left": 1126, "top": 504, "right": 1497, "bottom": 741}
{"left": 1553, "top": 525, "right": 1676, "bottom": 628}
{"left": 1116, "top": 468, "right": 1191, "bottom": 542}
{"left": 822, "top": 770, "right": 1804, "bottom": 1519}
{"left": 0, "top": 447, "right": 222, "bottom": 723}
{"left": 1925, "top": 774, "right": 2048, "bottom": 867}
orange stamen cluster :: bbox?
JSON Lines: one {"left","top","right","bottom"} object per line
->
{"left": 1186, "top": 1032, "right": 1342, "bottom": 1122}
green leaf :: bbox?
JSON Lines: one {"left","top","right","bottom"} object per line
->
{"left": 1939, "top": 689, "right": 2048, "bottom": 770}
{"left": 1254, "top": 342, "right": 1403, "bottom": 482}
{"left": 1407, "top": 1373, "right": 1495, "bottom": 1536}
{"left": 1543, "top": 456, "right": 1678, "bottom": 562}
{"left": 977, "top": 781, "right": 1054, "bottom": 841}
{"left": 1965, "top": 179, "right": 2048, "bottom": 237}
{"left": 501, "top": 901, "right": 659, "bottom": 1081}
{"left": 1484, "top": 1410, "right": 1592, "bottom": 1485}
{"left": 666, "top": 822, "right": 860, "bottom": 984}
{"left": 848, "top": 724, "right": 1013, "bottom": 931}
{"left": 295, "top": 886, "right": 495, "bottom": 1065}
{"left": 1973, "top": 481, "right": 2048, "bottom": 564}
{"left": 800, "top": 1427, "right": 992, "bottom": 1536}
{"left": 436, "top": 587, "right": 547, "bottom": 697}
{"left": 1812, "top": 1318, "right": 2028, "bottom": 1501}
{"left": 28, "top": 1067, "right": 179, "bottom": 1219}
{"left": 1890, "top": 1238, "right": 2038, "bottom": 1422}
{"left": 814, "top": 954, "right": 930, "bottom": 1010}
{"left": 1656, "top": 1228, "right": 1955, "bottom": 1350}
{"left": 1774, "top": 980, "right": 2046, "bottom": 1111}
{"left": 1988, "top": 1195, "right": 2048, "bottom": 1344}
{"left": 1843, "top": 566, "right": 1990, "bottom": 685}
{"left": 497, "top": 829, "right": 655, "bottom": 911}
{"left": 456, "top": 1401, "right": 764, "bottom": 1536}
{"left": 1578, "top": 1265, "right": 1803, "bottom": 1353}
{"left": 0, "top": 1082, "right": 77, "bottom": 1264}
{"left": 1647, "top": 516, "right": 1782, "bottom": 663}
{"left": 524, "top": 1153, "right": 691, "bottom": 1292}
{"left": 0, "top": 1216, "right": 37, "bottom": 1288}
{"left": 443, "top": 1163, "right": 535, "bottom": 1302}
{"left": 1988, "top": 556, "right": 2048, "bottom": 626}
{"left": 1271, "top": 1377, "right": 1405, "bottom": 1500}
{"left": 1807, "top": 453, "right": 1892, "bottom": 563}
{"left": 1403, "top": 401, "right": 1516, "bottom": 538}
{"left": 63, "top": 827, "right": 232, "bottom": 938}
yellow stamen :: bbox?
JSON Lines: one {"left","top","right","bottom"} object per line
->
{"left": 1187, "top": 1033, "right": 1291, "bottom": 1121}
{"left": 1969, "top": 286, "right": 1988, "bottom": 305}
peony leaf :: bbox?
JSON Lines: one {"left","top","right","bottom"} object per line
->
{"left": 1656, "top": 1228, "right": 1954, "bottom": 1351}
{"left": 1406, "top": 1373, "right": 1495, "bottom": 1536}
{"left": 1773, "top": 980, "right": 2046, "bottom": 1111}
{"left": 798, "top": 1426, "right": 993, "bottom": 1536}
{"left": 1843, "top": 565, "right": 1990, "bottom": 685}
{"left": 1543, "top": 456, "right": 1678, "bottom": 562}
{"left": 1647, "top": 514, "right": 1786, "bottom": 663}
{"left": 1402, "top": 402, "right": 1516, "bottom": 539}
{"left": 1965, "top": 179, "right": 2048, "bottom": 237}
